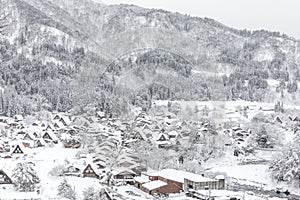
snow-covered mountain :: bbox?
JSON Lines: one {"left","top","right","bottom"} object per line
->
{"left": 0, "top": 0, "right": 300, "bottom": 116}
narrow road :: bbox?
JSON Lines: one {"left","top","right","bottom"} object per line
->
{"left": 228, "top": 180, "right": 300, "bottom": 200}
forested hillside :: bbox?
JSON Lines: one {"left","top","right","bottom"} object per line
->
{"left": 0, "top": 0, "right": 300, "bottom": 117}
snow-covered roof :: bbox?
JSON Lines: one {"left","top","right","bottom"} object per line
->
{"left": 42, "top": 131, "right": 58, "bottom": 141}
{"left": 72, "top": 117, "right": 90, "bottom": 127}
{"left": 83, "top": 163, "right": 102, "bottom": 175}
{"left": 96, "top": 111, "right": 105, "bottom": 118}
{"left": 93, "top": 159, "right": 106, "bottom": 168}
{"left": 156, "top": 141, "right": 171, "bottom": 145}
{"left": 36, "top": 138, "right": 46, "bottom": 146}
{"left": 53, "top": 121, "right": 65, "bottom": 129}
{"left": 100, "top": 141, "right": 116, "bottom": 149}
{"left": 149, "top": 169, "right": 215, "bottom": 183}
{"left": 167, "top": 130, "right": 179, "bottom": 136}
{"left": 14, "top": 115, "right": 23, "bottom": 121}
{"left": 23, "top": 132, "right": 36, "bottom": 140}
{"left": 111, "top": 168, "right": 136, "bottom": 176}
{"left": 134, "top": 175, "right": 150, "bottom": 184}
{"left": 10, "top": 143, "right": 26, "bottom": 154}
{"left": 142, "top": 180, "right": 167, "bottom": 190}
{"left": 215, "top": 175, "right": 225, "bottom": 180}
{"left": 59, "top": 116, "right": 71, "bottom": 125}
{"left": 118, "top": 159, "right": 137, "bottom": 166}
{"left": 98, "top": 146, "right": 113, "bottom": 152}
{"left": 156, "top": 133, "right": 169, "bottom": 141}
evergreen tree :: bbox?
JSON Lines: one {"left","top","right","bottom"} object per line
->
{"left": 270, "top": 146, "right": 300, "bottom": 184}
{"left": 12, "top": 162, "right": 40, "bottom": 192}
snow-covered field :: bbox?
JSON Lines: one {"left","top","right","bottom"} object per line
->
{"left": 0, "top": 144, "right": 102, "bottom": 199}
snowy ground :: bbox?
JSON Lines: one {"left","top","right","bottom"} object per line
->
{"left": 115, "top": 185, "right": 269, "bottom": 200}
{"left": 0, "top": 144, "right": 102, "bottom": 199}
{"left": 207, "top": 162, "right": 300, "bottom": 196}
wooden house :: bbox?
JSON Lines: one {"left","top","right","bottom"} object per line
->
{"left": 45, "top": 124, "right": 54, "bottom": 131}
{"left": 156, "top": 133, "right": 169, "bottom": 142}
{"left": 53, "top": 122, "right": 64, "bottom": 129}
{"left": 35, "top": 138, "right": 46, "bottom": 147}
{"left": 63, "top": 165, "right": 81, "bottom": 177}
{"left": 0, "top": 170, "right": 12, "bottom": 184}
{"left": 96, "top": 111, "right": 106, "bottom": 119}
{"left": 0, "top": 116, "right": 8, "bottom": 123}
{"left": 14, "top": 115, "right": 23, "bottom": 122}
{"left": 93, "top": 159, "right": 106, "bottom": 169}
{"left": 42, "top": 132, "right": 58, "bottom": 143}
{"left": 132, "top": 130, "right": 146, "bottom": 141}
{"left": 111, "top": 168, "right": 136, "bottom": 184}
{"left": 12, "top": 144, "right": 24, "bottom": 154}
{"left": 273, "top": 116, "right": 283, "bottom": 124}
{"left": 167, "top": 130, "right": 182, "bottom": 140}
{"left": 0, "top": 145, "right": 5, "bottom": 153}
{"left": 118, "top": 160, "right": 136, "bottom": 168}
{"left": 59, "top": 116, "right": 71, "bottom": 127}
{"left": 82, "top": 164, "right": 99, "bottom": 179}
{"left": 293, "top": 116, "right": 300, "bottom": 122}
{"left": 184, "top": 175, "right": 225, "bottom": 191}
{"left": 64, "top": 139, "right": 81, "bottom": 149}
{"left": 32, "top": 121, "right": 39, "bottom": 126}
{"left": 136, "top": 169, "right": 224, "bottom": 195}
{"left": 23, "top": 133, "right": 35, "bottom": 141}
{"left": 53, "top": 114, "right": 61, "bottom": 121}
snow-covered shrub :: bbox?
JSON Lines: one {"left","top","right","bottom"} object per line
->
{"left": 57, "top": 178, "right": 76, "bottom": 200}
{"left": 49, "top": 164, "right": 66, "bottom": 176}
{"left": 82, "top": 186, "right": 100, "bottom": 200}
{"left": 12, "top": 162, "right": 40, "bottom": 192}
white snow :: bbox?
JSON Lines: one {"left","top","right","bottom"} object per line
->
{"left": 142, "top": 180, "right": 167, "bottom": 190}
{"left": 209, "top": 164, "right": 271, "bottom": 185}
{"left": 149, "top": 169, "right": 215, "bottom": 184}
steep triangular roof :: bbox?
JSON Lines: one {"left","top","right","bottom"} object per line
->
{"left": 293, "top": 116, "right": 300, "bottom": 121}
{"left": 0, "top": 169, "right": 12, "bottom": 184}
{"left": 111, "top": 168, "right": 136, "bottom": 176}
{"left": 42, "top": 131, "right": 55, "bottom": 141}
{"left": 12, "top": 145, "right": 24, "bottom": 154}
{"left": 156, "top": 133, "right": 169, "bottom": 141}
{"left": 59, "top": 116, "right": 71, "bottom": 126}
{"left": 133, "top": 130, "right": 147, "bottom": 141}
{"left": 273, "top": 115, "right": 283, "bottom": 124}
{"left": 23, "top": 132, "right": 35, "bottom": 141}
{"left": 82, "top": 164, "right": 99, "bottom": 178}
{"left": 53, "top": 114, "right": 61, "bottom": 121}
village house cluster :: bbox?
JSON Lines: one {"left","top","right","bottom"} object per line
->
{"left": 1, "top": 101, "right": 289, "bottom": 199}
{"left": 134, "top": 169, "right": 225, "bottom": 195}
